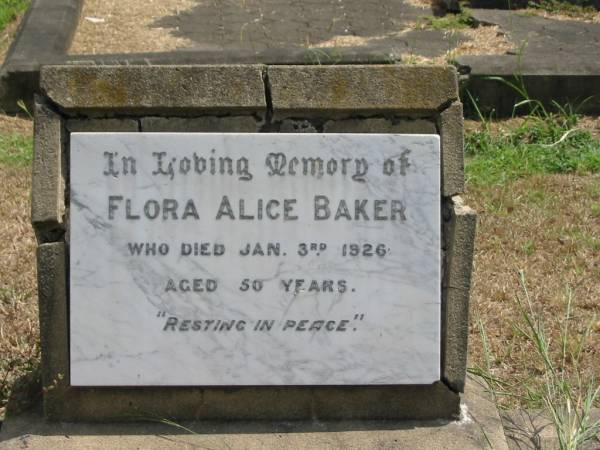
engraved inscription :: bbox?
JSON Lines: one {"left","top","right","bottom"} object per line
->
{"left": 70, "top": 133, "right": 441, "bottom": 387}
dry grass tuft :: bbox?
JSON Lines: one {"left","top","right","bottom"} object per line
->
{"left": 522, "top": 8, "right": 600, "bottom": 23}
{"left": 0, "top": 114, "right": 32, "bottom": 136}
{"left": 0, "top": 161, "right": 38, "bottom": 420}
{"left": 448, "top": 25, "right": 513, "bottom": 58}
{"left": 311, "top": 34, "right": 376, "bottom": 48}
{"left": 69, "top": 0, "right": 197, "bottom": 54}
{"left": 466, "top": 173, "right": 600, "bottom": 408}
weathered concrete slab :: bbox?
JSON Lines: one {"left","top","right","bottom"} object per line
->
{"left": 442, "top": 196, "right": 476, "bottom": 392}
{"left": 36, "top": 243, "right": 69, "bottom": 419}
{"left": 458, "top": 55, "right": 600, "bottom": 117}
{"left": 269, "top": 65, "right": 458, "bottom": 119}
{"left": 31, "top": 101, "right": 65, "bottom": 238}
{"left": 438, "top": 102, "right": 465, "bottom": 197}
{"left": 40, "top": 65, "right": 267, "bottom": 115}
{"left": 0, "top": 0, "right": 83, "bottom": 113}
{"left": 152, "top": 0, "right": 427, "bottom": 51}
{"left": 458, "top": 9, "right": 600, "bottom": 116}
{"left": 66, "top": 118, "right": 139, "bottom": 132}
{"left": 0, "top": 377, "right": 508, "bottom": 450}
{"left": 470, "top": 8, "right": 600, "bottom": 60}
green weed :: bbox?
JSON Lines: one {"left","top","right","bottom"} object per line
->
{"left": 522, "top": 240, "right": 536, "bottom": 255}
{"left": 567, "top": 229, "right": 600, "bottom": 251}
{"left": 0, "top": 133, "right": 32, "bottom": 166}
{"left": 0, "top": 0, "right": 29, "bottom": 33}
{"left": 416, "top": 10, "right": 474, "bottom": 30}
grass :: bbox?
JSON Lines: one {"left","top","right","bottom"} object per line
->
{"left": 470, "top": 274, "right": 599, "bottom": 449}
{"left": 465, "top": 88, "right": 600, "bottom": 187}
{"left": 0, "top": 133, "right": 32, "bottom": 166}
{"left": 0, "top": 0, "right": 29, "bottom": 33}
{"left": 464, "top": 79, "right": 600, "bottom": 446}
{"left": 0, "top": 156, "right": 38, "bottom": 420}
{"left": 416, "top": 9, "right": 474, "bottom": 30}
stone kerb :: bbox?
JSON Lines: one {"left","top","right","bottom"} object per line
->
{"left": 32, "top": 64, "right": 475, "bottom": 421}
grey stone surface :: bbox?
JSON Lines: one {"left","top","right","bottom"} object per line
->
{"left": 279, "top": 119, "right": 317, "bottom": 132}
{"left": 442, "top": 196, "right": 476, "bottom": 393}
{"left": 269, "top": 65, "right": 458, "bottom": 119}
{"left": 438, "top": 102, "right": 465, "bottom": 197}
{"left": 0, "top": 0, "right": 83, "bottom": 113}
{"left": 40, "top": 65, "right": 267, "bottom": 115}
{"left": 31, "top": 101, "right": 65, "bottom": 238}
{"left": 153, "top": 0, "right": 447, "bottom": 53}
{"left": 470, "top": 8, "right": 600, "bottom": 61}
{"left": 0, "top": 377, "right": 509, "bottom": 450}
{"left": 323, "top": 117, "right": 436, "bottom": 134}
{"left": 36, "top": 242, "right": 69, "bottom": 420}
{"left": 458, "top": 55, "right": 600, "bottom": 116}
{"left": 66, "top": 118, "right": 139, "bottom": 132}
{"left": 458, "top": 9, "right": 600, "bottom": 116}
{"left": 33, "top": 384, "right": 459, "bottom": 422}
{"left": 140, "top": 115, "right": 263, "bottom": 132}
{"left": 68, "top": 45, "right": 401, "bottom": 65}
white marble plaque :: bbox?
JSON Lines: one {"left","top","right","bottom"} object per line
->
{"left": 69, "top": 133, "right": 440, "bottom": 386}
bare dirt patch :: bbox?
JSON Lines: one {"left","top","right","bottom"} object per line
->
{"left": 465, "top": 173, "right": 600, "bottom": 408}
{"left": 69, "top": 0, "right": 197, "bottom": 54}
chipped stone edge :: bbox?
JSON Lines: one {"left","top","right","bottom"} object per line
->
{"left": 39, "top": 64, "right": 268, "bottom": 116}
{"left": 267, "top": 65, "right": 459, "bottom": 120}
{"left": 37, "top": 242, "right": 69, "bottom": 420}
{"left": 442, "top": 196, "right": 477, "bottom": 392}
{"left": 438, "top": 101, "right": 465, "bottom": 197}
{"left": 31, "top": 98, "right": 65, "bottom": 242}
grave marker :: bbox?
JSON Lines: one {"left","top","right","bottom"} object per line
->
{"left": 32, "top": 64, "right": 475, "bottom": 421}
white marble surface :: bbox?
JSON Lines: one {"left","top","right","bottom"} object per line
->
{"left": 69, "top": 133, "right": 440, "bottom": 386}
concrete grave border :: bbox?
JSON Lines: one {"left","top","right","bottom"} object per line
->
{"left": 32, "top": 64, "right": 476, "bottom": 421}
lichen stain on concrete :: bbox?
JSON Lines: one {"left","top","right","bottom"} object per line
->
{"left": 67, "top": 72, "right": 128, "bottom": 106}
{"left": 330, "top": 74, "right": 350, "bottom": 106}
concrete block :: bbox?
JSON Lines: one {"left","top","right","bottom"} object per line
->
{"left": 0, "top": 377, "right": 509, "bottom": 449}
{"left": 66, "top": 118, "right": 139, "bottom": 132}
{"left": 323, "top": 117, "right": 436, "bottom": 133}
{"left": 38, "top": 385, "right": 459, "bottom": 422}
{"left": 269, "top": 65, "right": 458, "bottom": 119}
{"left": 36, "top": 242, "right": 69, "bottom": 420}
{"left": 442, "top": 196, "right": 476, "bottom": 392}
{"left": 31, "top": 101, "right": 64, "bottom": 237}
{"left": 312, "top": 383, "right": 459, "bottom": 420}
{"left": 140, "top": 116, "right": 263, "bottom": 132}
{"left": 201, "top": 388, "right": 313, "bottom": 420}
{"left": 0, "top": 0, "right": 83, "bottom": 113}
{"left": 40, "top": 65, "right": 267, "bottom": 115}
{"left": 438, "top": 102, "right": 465, "bottom": 196}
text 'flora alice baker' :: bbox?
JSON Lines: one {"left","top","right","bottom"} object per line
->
{"left": 102, "top": 148, "right": 412, "bottom": 222}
